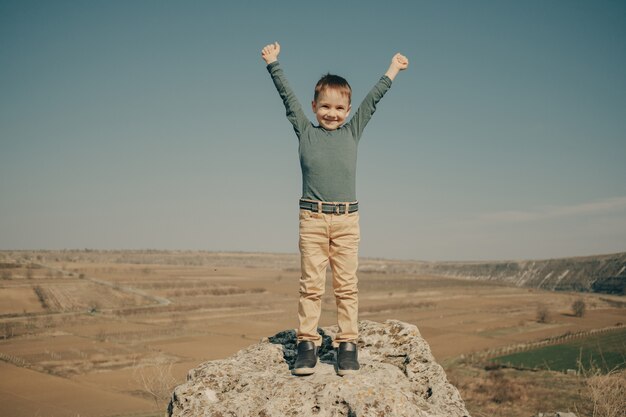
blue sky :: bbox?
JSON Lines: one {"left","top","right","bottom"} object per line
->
{"left": 1, "top": 0, "right": 625, "bottom": 261}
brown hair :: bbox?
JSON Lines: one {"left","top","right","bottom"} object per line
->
{"left": 314, "top": 73, "right": 352, "bottom": 104}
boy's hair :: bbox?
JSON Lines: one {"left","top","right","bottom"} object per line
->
{"left": 314, "top": 73, "right": 352, "bottom": 104}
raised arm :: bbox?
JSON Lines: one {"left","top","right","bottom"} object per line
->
{"left": 348, "top": 53, "right": 409, "bottom": 140}
{"left": 261, "top": 42, "right": 310, "bottom": 138}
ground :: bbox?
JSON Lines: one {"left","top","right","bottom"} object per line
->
{"left": 0, "top": 250, "right": 624, "bottom": 417}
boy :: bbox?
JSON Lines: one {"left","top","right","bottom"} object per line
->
{"left": 261, "top": 42, "right": 408, "bottom": 376}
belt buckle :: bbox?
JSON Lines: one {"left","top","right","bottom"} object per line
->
{"left": 334, "top": 204, "right": 341, "bottom": 215}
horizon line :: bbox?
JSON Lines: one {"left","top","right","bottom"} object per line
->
{"left": 1, "top": 248, "right": 624, "bottom": 265}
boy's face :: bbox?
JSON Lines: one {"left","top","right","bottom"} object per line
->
{"left": 312, "top": 88, "right": 351, "bottom": 131}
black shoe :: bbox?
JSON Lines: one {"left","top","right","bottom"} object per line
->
{"left": 336, "top": 341, "right": 360, "bottom": 376}
{"left": 292, "top": 341, "right": 317, "bottom": 376}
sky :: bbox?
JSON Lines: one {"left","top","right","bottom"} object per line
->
{"left": 1, "top": 0, "right": 625, "bottom": 261}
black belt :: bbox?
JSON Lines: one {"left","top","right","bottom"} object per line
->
{"left": 299, "top": 199, "right": 359, "bottom": 214}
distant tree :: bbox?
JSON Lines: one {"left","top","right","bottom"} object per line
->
{"left": 536, "top": 303, "right": 550, "bottom": 323}
{"left": 572, "top": 298, "right": 586, "bottom": 317}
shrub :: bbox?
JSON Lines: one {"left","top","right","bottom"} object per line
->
{"left": 33, "top": 286, "right": 49, "bottom": 309}
{"left": 577, "top": 357, "right": 626, "bottom": 417}
{"left": 96, "top": 328, "right": 107, "bottom": 342}
{"left": 572, "top": 298, "right": 586, "bottom": 317}
{"left": 88, "top": 301, "right": 101, "bottom": 314}
{"left": 489, "top": 370, "right": 523, "bottom": 404}
{"left": 536, "top": 303, "right": 550, "bottom": 323}
{"left": 133, "top": 358, "right": 178, "bottom": 410}
{"left": 584, "top": 370, "right": 626, "bottom": 417}
{"left": 3, "top": 322, "right": 15, "bottom": 339}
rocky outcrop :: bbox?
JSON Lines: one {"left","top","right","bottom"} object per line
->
{"left": 168, "top": 320, "right": 470, "bottom": 417}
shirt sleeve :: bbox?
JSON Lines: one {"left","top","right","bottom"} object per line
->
{"left": 347, "top": 75, "right": 392, "bottom": 141}
{"left": 266, "top": 61, "right": 310, "bottom": 139}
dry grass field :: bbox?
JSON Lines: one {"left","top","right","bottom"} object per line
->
{"left": 0, "top": 250, "right": 624, "bottom": 417}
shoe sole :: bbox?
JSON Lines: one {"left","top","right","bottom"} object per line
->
{"left": 336, "top": 368, "right": 359, "bottom": 376}
{"left": 292, "top": 367, "right": 315, "bottom": 376}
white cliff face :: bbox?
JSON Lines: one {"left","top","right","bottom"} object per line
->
{"left": 359, "top": 252, "right": 626, "bottom": 294}
{"left": 168, "top": 320, "right": 470, "bottom": 417}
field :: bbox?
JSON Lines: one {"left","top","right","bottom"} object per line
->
{"left": 0, "top": 250, "right": 625, "bottom": 417}
{"left": 490, "top": 328, "right": 626, "bottom": 373}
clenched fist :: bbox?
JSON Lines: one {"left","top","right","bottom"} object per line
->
{"left": 261, "top": 42, "right": 281, "bottom": 65}
{"left": 390, "top": 53, "right": 409, "bottom": 71}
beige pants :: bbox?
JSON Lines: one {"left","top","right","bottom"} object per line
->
{"left": 297, "top": 207, "right": 360, "bottom": 347}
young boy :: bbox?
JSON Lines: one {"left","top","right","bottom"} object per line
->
{"left": 261, "top": 42, "right": 408, "bottom": 376}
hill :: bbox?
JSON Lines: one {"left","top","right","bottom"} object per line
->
{"left": 359, "top": 252, "right": 626, "bottom": 294}
{"left": 3, "top": 250, "right": 624, "bottom": 294}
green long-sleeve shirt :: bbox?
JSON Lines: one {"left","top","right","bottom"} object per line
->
{"left": 267, "top": 61, "right": 392, "bottom": 203}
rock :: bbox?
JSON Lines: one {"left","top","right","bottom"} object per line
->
{"left": 168, "top": 320, "right": 470, "bottom": 417}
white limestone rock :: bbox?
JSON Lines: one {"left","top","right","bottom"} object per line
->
{"left": 168, "top": 320, "right": 470, "bottom": 417}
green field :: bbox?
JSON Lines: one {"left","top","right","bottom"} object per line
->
{"left": 491, "top": 328, "right": 626, "bottom": 373}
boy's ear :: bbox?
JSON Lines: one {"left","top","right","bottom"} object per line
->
{"left": 311, "top": 100, "right": 317, "bottom": 113}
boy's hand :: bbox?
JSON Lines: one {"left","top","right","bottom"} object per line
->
{"left": 385, "top": 53, "right": 409, "bottom": 81}
{"left": 391, "top": 53, "right": 409, "bottom": 71}
{"left": 261, "top": 42, "right": 281, "bottom": 65}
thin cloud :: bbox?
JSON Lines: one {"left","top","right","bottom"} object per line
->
{"left": 479, "top": 196, "right": 626, "bottom": 223}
